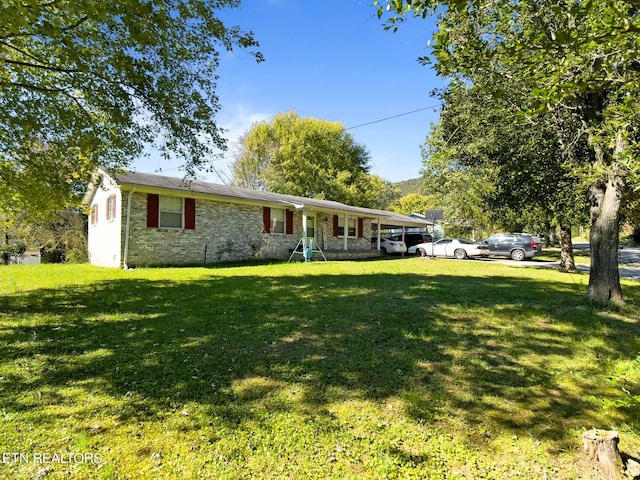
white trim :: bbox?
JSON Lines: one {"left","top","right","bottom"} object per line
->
{"left": 343, "top": 215, "right": 348, "bottom": 251}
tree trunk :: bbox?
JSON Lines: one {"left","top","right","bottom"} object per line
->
{"left": 633, "top": 224, "right": 640, "bottom": 245}
{"left": 543, "top": 222, "right": 553, "bottom": 248}
{"left": 558, "top": 224, "right": 578, "bottom": 273}
{"left": 587, "top": 173, "right": 623, "bottom": 305}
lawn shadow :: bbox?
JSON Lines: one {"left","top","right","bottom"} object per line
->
{"left": 1, "top": 270, "right": 639, "bottom": 452}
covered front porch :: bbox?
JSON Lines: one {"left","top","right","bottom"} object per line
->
{"left": 285, "top": 206, "right": 435, "bottom": 262}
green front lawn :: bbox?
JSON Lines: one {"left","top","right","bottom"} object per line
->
{"left": 1, "top": 261, "right": 638, "bottom": 479}
{"left": 534, "top": 247, "right": 592, "bottom": 265}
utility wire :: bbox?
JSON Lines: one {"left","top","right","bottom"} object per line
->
{"left": 151, "top": 103, "right": 444, "bottom": 180}
{"left": 346, "top": 103, "right": 443, "bottom": 130}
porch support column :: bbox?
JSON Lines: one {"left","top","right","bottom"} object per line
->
{"left": 377, "top": 218, "right": 381, "bottom": 250}
{"left": 302, "top": 209, "right": 308, "bottom": 250}
{"left": 343, "top": 214, "right": 348, "bottom": 251}
{"left": 402, "top": 226, "right": 407, "bottom": 256}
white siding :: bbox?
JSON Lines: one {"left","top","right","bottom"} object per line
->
{"left": 87, "top": 177, "right": 122, "bottom": 267}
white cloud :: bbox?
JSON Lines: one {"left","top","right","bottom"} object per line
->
{"left": 198, "top": 104, "right": 272, "bottom": 184}
{"left": 220, "top": 104, "right": 271, "bottom": 145}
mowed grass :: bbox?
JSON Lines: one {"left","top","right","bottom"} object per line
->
{"left": 534, "top": 248, "right": 592, "bottom": 265}
{"left": 0, "top": 260, "right": 639, "bottom": 479}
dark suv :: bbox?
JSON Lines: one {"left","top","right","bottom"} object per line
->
{"left": 482, "top": 233, "right": 540, "bottom": 261}
{"left": 389, "top": 233, "right": 432, "bottom": 249}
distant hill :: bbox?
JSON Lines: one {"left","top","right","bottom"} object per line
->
{"left": 393, "top": 178, "right": 424, "bottom": 197}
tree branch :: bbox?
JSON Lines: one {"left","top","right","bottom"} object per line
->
{"left": 2, "top": 57, "right": 83, "bottom": 76}
{"left": 0, "top": 80, "right": 97, "bottom": 124}
{"left": 1, "top": 40, "right": 81, "bottom": 74}
{"left": 2, "top": 40, "right": 141, "bottom": 98}
{"left": 0, "top": 15, "right": 88, "bottom": 40}
{"left": 0, "top": 80, "right": 66, "bottom": 94}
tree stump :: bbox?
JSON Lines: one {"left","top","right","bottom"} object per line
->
{"left": 583, "top": 429, "right": 623, "bottom": 480}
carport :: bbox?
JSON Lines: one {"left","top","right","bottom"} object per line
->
{"left": 370, "top": 211, "right": 438, "bottom": 251}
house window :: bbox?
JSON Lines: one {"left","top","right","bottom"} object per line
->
{"left": 271, "top": 208, "right": 285, "bottom": 234}
{"left": 338, "top": 216, "right": 357, "bottom": 238}
{"left": 90, "top": 204, "right": 98, "bottom": 226}
{"left": 147, "top": 194, "right": 195, "bottom": 230}
{"left": 106, "top": 194, "right": 116, "bottom": 221}
{"left": 159, "top": 196, "right": 183, "bottom": 229}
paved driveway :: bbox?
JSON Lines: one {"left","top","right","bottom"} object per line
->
{"left": 474, "top": 244, "right": 640, "bottom": 281}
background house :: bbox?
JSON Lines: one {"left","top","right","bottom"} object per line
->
{"left": 84, "top": 169, "right": 431, "bottom": 267}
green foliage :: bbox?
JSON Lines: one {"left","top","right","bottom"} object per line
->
{"left": 1, "top": 215, "right": 26, "bottom": 264}
{"left": 604, "top": 355, "right": 640, "bottom": 411}
{"left": 388, "top": 193, "right": 435, "bottom": 215}
{"left": 377, "top": 0, "right": 640, "bottom": 303}
{"left": 0, "top": 241, "right": 26, "bottom": 265}
{"left": 0, "top": 0, "right": 262, "bottom": 218}
{"left": 377, "top": 0, "right": 640, "bottom": 184}
{"left": 423, "top": 80, "right": 590, "bottom": 234}
{"left": 231, "top": 111, "right": 398, "bottom": 208}
{"left": 420, "top": 122, "right": 496, "bottom": 232}
{"left": 393, "top": 177, "right": 424, "bottom": 196}
{"left": 3, "top": 210, "right": 87, "bottom": 263}
{"left": 1, "top": 262, "right": 639, "bottom": 478}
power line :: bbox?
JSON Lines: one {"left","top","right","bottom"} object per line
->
{"left": 345, "top": 103, "right": 443, "bottom": 130}
{"left": 148, "top": 104, "right": 444, "bottom": 180}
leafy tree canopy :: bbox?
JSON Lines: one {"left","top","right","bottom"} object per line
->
{"left": 1, "top": 0, "right": 262, "bottom": 219}
{"left": 376, "top": 0, "right": 640, "bottom": 304}
{"left": 393, "top": 177, "right": 424, "bottom": 196}
{"left": 231, "top": 111, "right": 398, "bottom": 208}
{"left": 431, "top": 80, "right": 589, "bottom": 227}
{"left": 388, "top": 193, "right": 436, "bottom": 216}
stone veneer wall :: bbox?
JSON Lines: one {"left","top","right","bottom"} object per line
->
{"left": 122, "top": 192, "right": 375, "bottom": 266}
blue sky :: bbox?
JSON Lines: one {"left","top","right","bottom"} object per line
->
{"left": 134, "top": 0, "right": 445, "bottom": 184}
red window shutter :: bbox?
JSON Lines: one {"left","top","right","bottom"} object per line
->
{"left": 286, "top": 209, "right": 294, "bottom": 235}
{"left": 147, "top": 194, "right": 159, "bottom": 228}
{"left": 184, "top": 198, "right": 196, "bottom": 230}
{"left": 358, "top": 217, "right": 364, "bottom": 238}
{"left": 262, "top": 207, "right": 271, "bottom": 233}
{"left": 332, "top": 215, "right": 339, "bottom": 237}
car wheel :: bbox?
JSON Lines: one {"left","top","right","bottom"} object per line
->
{"left": 454, "top": 248, "right": 467, "bottom": 260}
{"left": 511, "top": 249, "right": 525, "bottom": 261}
{"left": 381, "top": 247, "right": 387, "bottom": 256}
{"left": 416, "top": 248, "right": 426, "bottom": 257}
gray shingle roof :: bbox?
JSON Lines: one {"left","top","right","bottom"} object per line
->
{"left": 114, "top": 171, "right": 431, "bottom": 226}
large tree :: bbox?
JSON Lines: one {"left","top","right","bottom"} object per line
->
{"left": 426, "top": 80, "right": 589, "bottom": 272}
{"left": 1, "top": 0, "right": 262, "bottom": 218}
{"left": 231, "top": 111, "right": 398, "bottom": 208}
{"left": 421, "top": 130, "right": 497, "bottom": 236}
{"left": 377, "top": 0, "right": 640, "bottom": 304}
{"left": 388, "top": 193, "right": 436, "bottom": 216}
